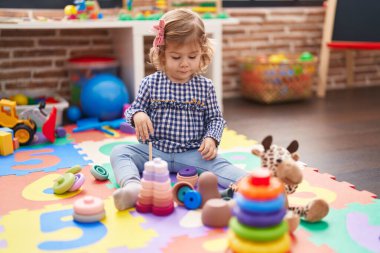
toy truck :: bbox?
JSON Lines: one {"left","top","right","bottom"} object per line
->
{"left": 0, "top": 99, "right": 37, "bottom": 146}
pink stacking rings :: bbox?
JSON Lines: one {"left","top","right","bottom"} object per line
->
{"left": 73, "top": 196, "right": 104, "bottom": 215}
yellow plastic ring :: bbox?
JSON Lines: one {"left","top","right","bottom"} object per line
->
{"left": 238, "top": 176, "right": 284, "bottom": 200}
{"left": 228, "top": 230, "right": 291, "bottom": 253}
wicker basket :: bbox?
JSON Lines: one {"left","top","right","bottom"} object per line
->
{"left": 239, "top": 55, "right": 317, "bottom": 104}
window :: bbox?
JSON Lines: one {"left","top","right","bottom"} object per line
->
{"left": 223, "top": 0, "right": 324, "bottom": 7}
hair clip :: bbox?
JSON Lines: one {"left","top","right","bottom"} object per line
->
{"left": 153, "top": 20, "right": 165, "bottom": 47}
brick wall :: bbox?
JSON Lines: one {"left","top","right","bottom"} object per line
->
{"left": 1, "top": 7, "right": 380, "bottom": 101}
{"left": 222, "top": 7, "right": 380, "bottom": 98}
{"left": 0, "top": 28, "right": 114, "bottom": 98}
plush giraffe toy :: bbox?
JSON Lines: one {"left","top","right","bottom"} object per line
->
{"left": 251, "top": 135, "right": 329, "bottom": 225}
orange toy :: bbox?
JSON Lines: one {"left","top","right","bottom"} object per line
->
{"left": 228, "top": 169, "right": 291, "bottom": 253}
{"left": 0, "top": 99, "right": 36, "bottom": 146}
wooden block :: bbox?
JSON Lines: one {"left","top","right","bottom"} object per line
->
{"left": 0, "top": 131, "right": 14, "bottom": 156}
{"left": 0, "top": 127, "right": 14, "bottom": 138}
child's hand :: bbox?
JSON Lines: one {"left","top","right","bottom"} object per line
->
{"left": 133, "top": 112, "right": 154, "bottom": 142}
{"left": 198, "top": 137, "right": 217, "bottom": 160}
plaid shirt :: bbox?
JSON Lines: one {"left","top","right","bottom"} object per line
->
{"left": 125, "top": 71, "right": 226, "bottom": 153}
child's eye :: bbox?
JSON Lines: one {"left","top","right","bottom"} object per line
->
{"left": 172, "top": 56, "right": 180, "bottom": 60}
{"left": 189, "top": 56, "right": 197, "bottom": 59}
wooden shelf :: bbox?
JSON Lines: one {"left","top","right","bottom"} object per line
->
{"left": 167, "top": 0, "right": 222, "bottom": 14}
{"left": 0, "top": 18, "right": 238, "bottom": 111}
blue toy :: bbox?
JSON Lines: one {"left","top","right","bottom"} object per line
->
{"left": 184, "top": 190, "right": 202, "bottom": 210}
{"left": 67, "top": 105, "right": 82, "bottom": 122}
{"left": 80, "top": 74, "right": 130, "bottom": 121}
{"left": 90, "top": 165, "right": 109, "bottom": 181}
{"left": 73, "top": 118, "right": 125, "bottom": 135}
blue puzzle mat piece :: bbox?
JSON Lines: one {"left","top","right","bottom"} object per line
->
{"left": 0, "top": 143, "right": 92, "bottom": 176}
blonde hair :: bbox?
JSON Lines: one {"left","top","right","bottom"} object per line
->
{"left": 149, "top": 9, "right": 214, "bottom": 74}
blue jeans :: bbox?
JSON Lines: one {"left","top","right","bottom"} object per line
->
{"left": 110, "top": 143, "right": 248, "bottom": 188}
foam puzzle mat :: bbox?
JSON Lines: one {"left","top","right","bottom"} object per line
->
{"left": 0, "top": 126, "right": 379, "bottom": 253}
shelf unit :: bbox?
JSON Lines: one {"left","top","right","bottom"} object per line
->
{"left": 167, "top": 0, "right": 222, "bottom": 14}
{"left": 0, "top": 18, "right": 238, "bottom": 110}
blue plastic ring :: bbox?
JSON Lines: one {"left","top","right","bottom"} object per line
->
{"left": 183, "top": 190, "right": 202, "bottom": 210}
{"left": 177, "top": 185, "right": 192, "bottom": 203}
{"left": 235, "top": 193, "right": 285, "bottom": 213}
{"left": 90, "top": 165, "right": 109, "bottom": 181}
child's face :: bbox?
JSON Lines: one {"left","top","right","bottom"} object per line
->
{"left": 164, "top": 41, "right": 201, "bottom": 84}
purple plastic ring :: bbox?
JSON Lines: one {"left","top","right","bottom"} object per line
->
{"left": 154, "top": 171, "right": 169, "bottom": 182}
{"left": 233, "top": 206, "right": 286, "bottom": 227}
{"left": 69, "top": 173, "right": 85, "bottom": 192}
{"left": 178, "top": 167, "right": 197, "bottom": 177}
{"left": 142, "top": 171, "right": 154, "bottom": 181}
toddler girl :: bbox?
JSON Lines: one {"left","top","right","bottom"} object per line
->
{"left": 110, "top": 8, "right": 248, "bottom": 210}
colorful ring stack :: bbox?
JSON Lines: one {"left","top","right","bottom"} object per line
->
{"left": 53, "top": 165, "right": 85, "bottom": 194}
{"left": 228, "top": 169, "right": 291, "bottom": 253}
{"left": 90, "top": 165, "right": 109, "bottom": 181}
{"left": 73, "top": 196, "right": 105, "bottom": 223}
{"left": 136, "top": 158, "right": 174, "bottom": 216}
{"left": 176, "top": 167, "right": 198, "bottom": 187}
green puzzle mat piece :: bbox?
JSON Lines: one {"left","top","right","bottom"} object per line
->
{"left": 301, "top": 199, "right": 380, "bottom": 253}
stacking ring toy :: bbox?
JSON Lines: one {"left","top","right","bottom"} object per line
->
{"left": 229, "top": 217, "right": 288, "bottom": 242}
{"left": 233, "top": 206, "right": 286, "bottom": 227}
{"left": 183, "top": 190, "right": 202, "bottom": 210}
{"left": 69, "top": 173, "right": 85, "bottom": 192}
{"left": 238, "top": 176, "right": 284, "bottom": 200}
{"left": 178, "top": 167, "right": 197, "bottom": 177}
{"left": 136, "top": 202, "right": 153, "bottom": 213}
{"left": 144, "top": 160, "right": 155, "bottom": 173}
{"left": 153, "top": 189, "right": 172, "bottom": 200}
{"left": 176, "top": 174, "right": 198, "bottom": 187}
{"left": 141, "top": 178, "right": 153, "bottom": 189}
{"left": 66, "top": 165, "right": 82, "bottom": 174}
{"left": 236, "top": 193, "right": 285, "bottom": 213}
{"left": 153, "top": 197, "right": 173, "bottom": 207}
{"left": 153, "top": 180, "right": 171, "bottom": 191}
{"left": 152, "top": 158, "right": 168, "bottom": 174}
{"left": 73, "top": 210, "right": 105, "bottom": 223}
{"left": 90, "top": 165, "right": 109, "bottom": 181}
{"left": 53, "top": 173, "right": 75, "bottom": 194}
{"left": 172, "top": 181, "right": 194, "bottom": 206}
{"left": 152, "top": 202, "right": 174, "bottom": 216}
{"left": 73, "top": 196, "right": 104, "bottom": 215}
{"left": 142, "top": 171, "right": 154, "bottom": 181}
{"left": 228, "top": 230, "right": 291, "bottom": 253}
{"left": 153, "top": 171, "right": 170, "bottom": 182}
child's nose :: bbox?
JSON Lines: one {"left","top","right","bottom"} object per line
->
{"left": 180, "top": 59, "right": 189, "bottom": 67}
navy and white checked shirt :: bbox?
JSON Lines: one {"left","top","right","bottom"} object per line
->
{"left": 125, "top": 71, "right": 226, "bottom": 153}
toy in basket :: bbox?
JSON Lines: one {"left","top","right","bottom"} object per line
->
{"left": 239, "top": 52, "right": 317, "bottom": 104}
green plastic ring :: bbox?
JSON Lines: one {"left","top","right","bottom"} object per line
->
{"left": 66, "top": 165, "right": 82, "bottom": 174}
{"left": 53, "top": 173, "right": 76, "bottom": 194}
{"left": 90, "top": 165, "right": 109, "bottom": 181}
{"left": 229, "top": 217, "right": 288, "bottom": 242}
